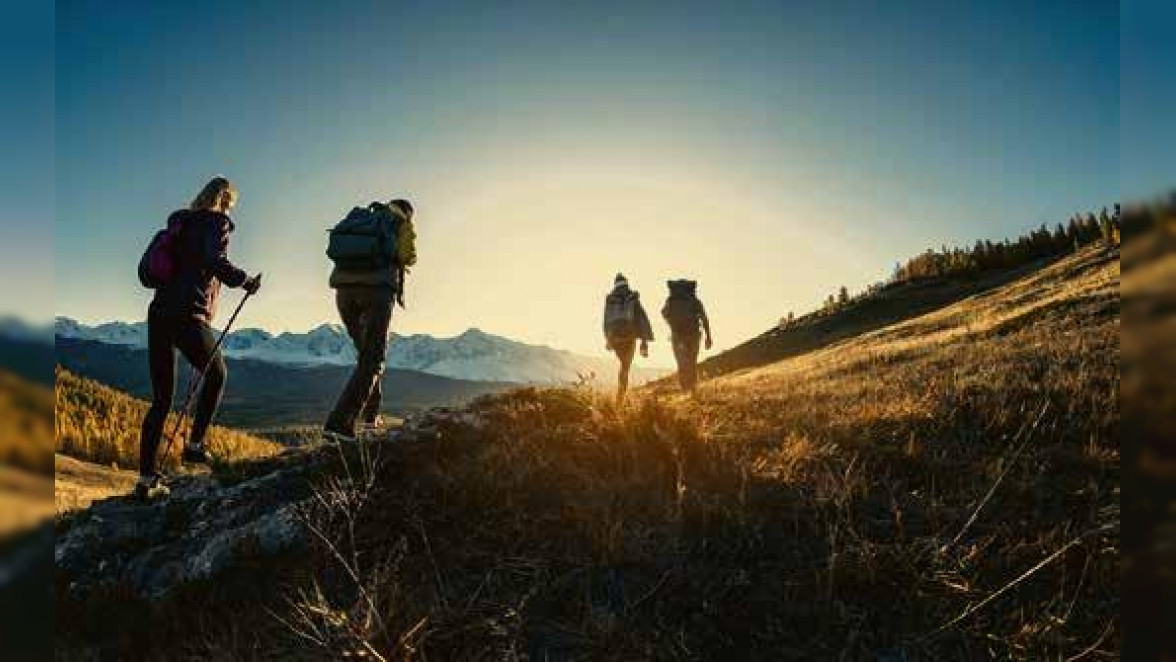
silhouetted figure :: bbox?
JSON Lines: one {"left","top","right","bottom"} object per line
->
{"left": 662, "top": 279, "right": 713, "bottom": 393}
{"left": 324, "top": 198, "right": 417, "bottom": 440}
{"left": 603, "top": 273, "right": 654, "bottom": 403}
{"left": 135, "top": 176, "right": 262, "bottom": 500}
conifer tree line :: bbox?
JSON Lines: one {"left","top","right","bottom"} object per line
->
{"left": 890, "top": 204, "right": 1120, "bottom": 285}
{"left": 781, "top": 196, "right": 1148, "bottom": 326}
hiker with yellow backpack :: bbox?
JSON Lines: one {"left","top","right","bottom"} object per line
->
{"left": 323, "top": 198, "right": 417, "bottom": 441}
{"left": 662, "top": 279, "right": 713, "bottom": 394}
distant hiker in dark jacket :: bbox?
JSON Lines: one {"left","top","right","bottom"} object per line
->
{"left": 136, "top": 176, "right": 261, "bottom": 500}
{"left": 662, "top": 279, "right": 713, "bottom": 394}
{"left": 603, "top": 273, "right": 654, "bottom": 403}
{"left": 324, "top": 198, "right": 417, "bottom": 441}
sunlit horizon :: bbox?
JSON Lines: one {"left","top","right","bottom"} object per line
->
{"left": 43, "top": 1, "right": 1119, "bottom": 367}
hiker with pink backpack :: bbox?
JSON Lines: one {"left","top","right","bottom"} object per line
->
{"left": 134, "top": 176, "right": 262, "bottom": 500}
{"left": 602, "top": 273, "right": 655, "bottom": 403}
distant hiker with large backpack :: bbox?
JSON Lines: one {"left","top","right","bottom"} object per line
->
{"left": 323, "top": 198, "right": 417, "bottom": 441}
{"left": 603, "top": 273, "right": 654, "bottom": 403}
{"left": 134, "top": 176, "right": 262, "bottom": 500}
{"left": 662, "top": 279, "right": 713, "bottom": 394}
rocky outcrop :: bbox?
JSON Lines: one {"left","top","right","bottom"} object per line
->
{"left": 55, "top": 453, "right": 317, "bottom": 603}
{"left": 55, "top": 409, "right": 485, "bottom": 605}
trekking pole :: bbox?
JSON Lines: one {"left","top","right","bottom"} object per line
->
{"left": 157, "top": 281, "right": 258, "bottom": 475}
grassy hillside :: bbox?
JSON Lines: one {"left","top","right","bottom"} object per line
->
{"left": 696, "top": 202, "right": 1119, "bottom": 384}
{"left": 55, "top": 339, "right": 516, "bottom": 429}
{"left": 54, "top": 367, "right": 281, "bottom": 472}
{"left": 318, "top": 245, "right": 1117, "bottom": 660}
{"left": 58, "top": 245, "right": 1119, "bottom": 660}
{"left": 694, "top": 256, "right": 1053, "bottom": 381}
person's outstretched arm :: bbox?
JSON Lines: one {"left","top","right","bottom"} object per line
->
{"left": 203, "top": 218, "right": 248, "bottom": 288}
{"left": 637, "top": 301, "right": 654, "bottom": 356}
{"left": 398, "top": 217, "right": 417, "bottom": 268}
{"left": 639, "top": 301, "right": 658, "bottom": 338}
{"left": 393, "top": 215, "right": 414, "bottom": 306}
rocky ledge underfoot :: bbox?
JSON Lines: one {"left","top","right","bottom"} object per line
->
{"left": 55, "top": 408, "right": 484, "bottom": 605}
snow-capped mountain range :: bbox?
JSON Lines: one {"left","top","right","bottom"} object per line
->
{"left": 50, "top": 317, "right": 666, "bottom": 385}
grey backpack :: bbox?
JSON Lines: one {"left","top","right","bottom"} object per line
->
{"left": 326, "top": 203, "right": 398, "bottom": 271}
{"left": 604, "top": 292, "right": 638, "bottom": 338}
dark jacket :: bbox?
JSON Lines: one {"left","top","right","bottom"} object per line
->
{"left": 662, "top": 295, "right": 709, "bottom": 337}
{"left": 603, "top": 286, "right": 655, "bottom": 342}
{"left": 151, "top": 209, "right": 248, "bottom": 322}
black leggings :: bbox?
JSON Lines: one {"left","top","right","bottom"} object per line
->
{"left": 611, "top": 336, "right": 637, "bottom": 400}
{"left": 138, "top": 305, "right": 227, "bottom": 475}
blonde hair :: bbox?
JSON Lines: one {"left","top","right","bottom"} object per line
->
{"left": 190, "top": 176, "right": 238, "bottom": 212}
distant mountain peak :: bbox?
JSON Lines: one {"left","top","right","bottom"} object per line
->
{"left": 53, "top": 318, "right": 667, "bottom": 385}
{"left": 308, "top": 322, "right": 346, "bottom": 336}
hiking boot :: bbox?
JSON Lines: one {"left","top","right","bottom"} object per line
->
{"left": 323, "top": 422, "right": 357, "bottom": 443}
{"left": 181, "top": 444, "right": 215, "bottom": 465}
{"left": 132, "top": 475, "right": 170, "bottom": 502}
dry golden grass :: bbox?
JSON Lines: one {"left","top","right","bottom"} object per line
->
{"left": 56, "top": 246, "right": 1120, "bottom": 660}
{"left": 53, "top": 453, "right": 138, "bottom": 514}
{"left": 54, "top": 367, "right": 281, "bottom": 472}
{"left": 255, "top": 246, "right": 1116, "bottom": 660}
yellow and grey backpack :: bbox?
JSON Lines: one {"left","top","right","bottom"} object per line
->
{"left": 663, "top": 280, "right": 701, "bottom": 334}
{"left": 326, "top": 203, "right": 401, "bottom": 271}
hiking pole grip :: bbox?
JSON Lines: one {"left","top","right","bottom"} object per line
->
{"left": 201, "top": 273, "right": 260, "bottom": 378}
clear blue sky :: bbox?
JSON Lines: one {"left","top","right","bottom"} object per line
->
{"left": 0, "top": 2, "right": 54, "bottom": 323}
{"left": 10, "top": 1, "right": 1136, "bottom": 360}
{"left": 1122, "top": 0, "right": 1176, "bottom": 199}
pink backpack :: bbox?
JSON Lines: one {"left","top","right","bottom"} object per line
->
{"left": 137, "top": 216, "right": 185, "bottom": 289}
